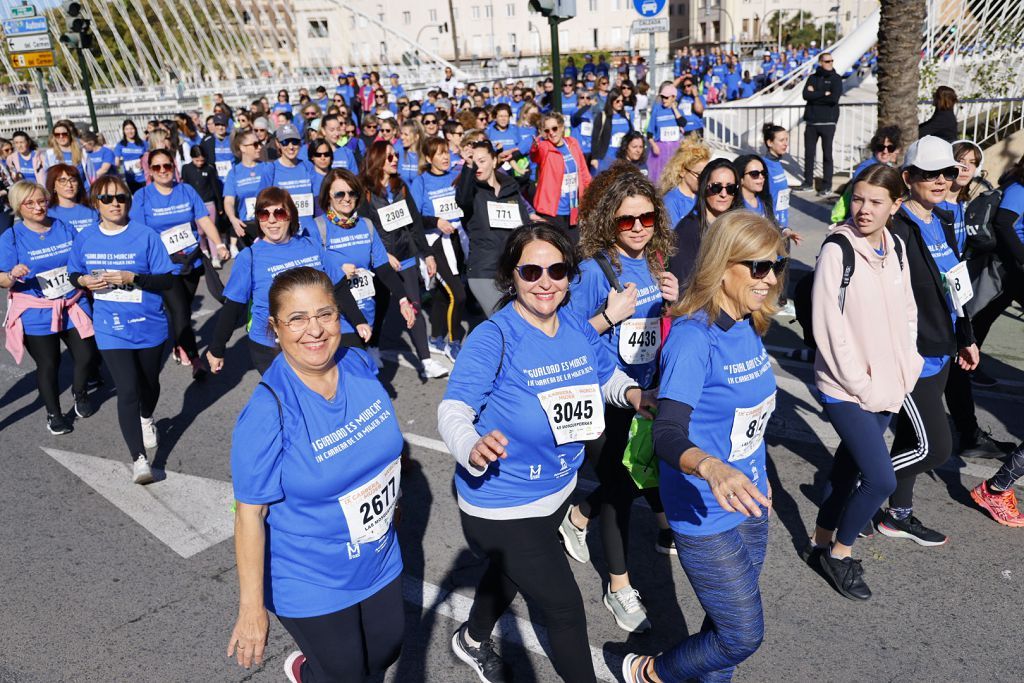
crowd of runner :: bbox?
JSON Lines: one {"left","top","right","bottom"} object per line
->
{"left": 2, "top": 59, "right": 1023, "bottom": 683}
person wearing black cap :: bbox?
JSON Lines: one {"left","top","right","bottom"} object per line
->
{"left": 200, "top": 113, "right": 235, "bottom": 183}
{"left": 800, "top": 52, "right": 843, "bottom": 197}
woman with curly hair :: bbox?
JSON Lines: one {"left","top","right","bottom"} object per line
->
{"left": 659, "top": 134, "right": 711, "bottom": 227}
{"left": 559, "top": 162, "right": 680, "bottom": 634}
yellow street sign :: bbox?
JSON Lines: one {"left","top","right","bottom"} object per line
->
{"left": 11, "top": 50, "right": 53, "bottom": 68}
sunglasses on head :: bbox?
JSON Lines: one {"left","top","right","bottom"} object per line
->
{"left": 744, "top": 170, "right": 766, "bottom": 179}
{"left": 615, "top": 211, "right": 657, "bottom": 231}
{"left": 256, "top": 207, "right": 289, "bottom": 221}
{"left": 707, "top": 182, "right": 739, "bottom": 196}
{"left": 97, "top": 193, "right": 129, "bottom": 205}
{"left": 515, "top": 262, "right": 569, "bottom": 282}
{"left": 740, "top": 258, "right": 787, "bottom": 279}
{"left": 875, "top": 144, "right": 898, "bottom": 153}
{"left": 332, "top": 190, "right": 358, "bottom": 200}
{"left": 150, "top": 163, "right": 175, "bottom": 173}
{"left": 914, "top": 167, "right": 959, "bottom": 182}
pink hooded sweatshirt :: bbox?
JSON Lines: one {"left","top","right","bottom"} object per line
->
{"left": 812, "top": 222, "right": 924, "bottom": 413}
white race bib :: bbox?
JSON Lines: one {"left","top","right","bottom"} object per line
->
{"left": 537, "top": 384, "right": 605, "bottom": 446}
{"left": 611, "top": 132, "right": 625, "bottom": 148}
{"left": 337, "top": 459, "right": 401, "bottom": 545}
{"left": 380, "top": 199, "right": 412, "bottom": 232}
{"left": 123, "top": 159, "right": 142, "bottom": 176}
{"left": 292, "top": 193, "right": 315, "bottom": 217}
{"left": 244, "top": 196, "right": 257, "bottom": 219}
{"left": 580, "top": 121, "right": 593, "bottom": 138}
{"left": 431, "top": 194, "right": 464, "bottom": 220}
{"left": 775, "top": 188, "right": 791, "bottom": 211}
{"left": 487, "top": 201, "right": 520, "bottom": 230}
{"left": 93, "top": 285, "right": 143, "bottom": 303}
{"left": 660, "top": 126, "right": 680, "bottom": 142}
{"left": 159, "top": 223, "right": 197, "bottom": 254}
{"left": 561, "top": 172, "right": 579, "bottom": 195}
{"left": 617, "top": 317, "right": 660, "bottom": 365}
{"left": 215, "top": 160, "right": 232, "bottom": 178}
{"left": 946, "top": 260, "right": 974, "bottom": 310}
{"left": 681, "top": 101, "right": 693, "bottom": 117}
{"left": 36, "top": 265, "right": 73, "bottom": 300}
{"left": 728, "top": 393, "right": 776, "bottom": 461}
{"left": 349, "top": 268, "right": 375, "bottom": 301}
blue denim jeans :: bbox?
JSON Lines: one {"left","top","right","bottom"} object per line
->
{"left": 654, "top": 514, "right": 769, "bottom": 682}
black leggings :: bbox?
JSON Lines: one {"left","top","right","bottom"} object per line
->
{"left": 100, "top": 344, "right": 163, "bottom": 459}
{"left": 371, "top": 264, "right": 429, "bottom": 360}
{"left": 461, "top": 499, "right": 595, "bottom": 683}
{"left": 889, "top": 365, "right": 952, "bottom": 509}
{"left": 428, "top": 236, "right": 466, "bottom": 343}
{"left": 161, "top": 269, "right": 202, "bottom": 359}
{"left": 248, "top": 337, "right": 279, "bottom": 376}
{"left": 577, "top": 405, "right": 664, "bottom": 576}
{"left": 277, "top": 576, "right": 404, "bottom": 683}
{"left": 23, "top": 328, "right": 98, "bottom": 415}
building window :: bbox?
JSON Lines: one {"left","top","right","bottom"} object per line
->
{"left": 472, "top": 6, "right": 480, "bottom": 19}
{"left": 669, "top": 5, "right": 673, "bottom": 15}
{"left": 485, "top": 5, "right": 493, "bottom": 17}
{"left": 676, "top": 28, "right": 684, "bottom": 39}
{"left": 742, "top": 18, "right": 749, "bottom": 33}
{"left": 429, "top": 9, "right": 438, "bottom": 21}
{"left": 403, "top": 11, "right": 411, "bottom": 24}
{"left": 593, "top": 28, "right": 598, "bottom": 48}
{"left": 307, "top": 19, "right": 328, "bottom": 38}
{"left": 507, "top": 3, "right": 515, "bottom": 16}
{"left": 589, "top": 0, "right": 597, "bottom": 10}
{"left": 508, "top": 32, "right": 517, "bottom": 50}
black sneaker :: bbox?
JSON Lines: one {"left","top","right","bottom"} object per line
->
{"left": 858, "top": 518, "right": 875, "bottom": 539}
{"left": 969, "top": 368, "right": 998, "bottom": 387}
{"left": 800, "top": 543, "right": 825, "bottom": 567}
{"left": 73, "top": 392, "right": 95, "bottom": 419}
{"left": 655, "top": 528, "right": 677, "bottom": 555}
{"left": 959, "top": 429, "right": 1014, "bottom": 460}
{"left": 46, "top": 413, "right": 73, "bottom": 435}
{"left": 877, "top": 511, "right": 948, "bottom": 547}
{"left": 451, "top": 623, "right": 505, "bottom": 683}
{"left": 818, "top": 552, "right": 872, "bottom": 601}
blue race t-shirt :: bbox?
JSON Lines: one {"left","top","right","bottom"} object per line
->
{"left": 555, "top": 143, "right": 579, "bottom": 216}
{"left": 14, "top": 153, "right": 37, "bottom": 182}
{"left": 323, "top": 217, "right": 388, "bottom": 327}
{"left": 0, "top": 219, "right": 89, "bottom": 336}
{"left": 67, "top": 221, "right": 174, "bottom": 350}
{"left": 645, "top": 102, "right": 682, "bottom": 144}
{"left": 486, "top": 122, "right": 522, "bottom": 158}
{"left": 130, "top": 183, "right": 210, "bottom": 275}
{"left": 269, "top": 160, "right": 318, "bottom": 219}
{"left": 444, "top": 304, "right": 617, "bottom": 510}
{"left": 937, "top": 199, "right": 966, "bottom": 253}
{"left": 657, "top": 311, "right": 776, "bottom": 535}
{"left": 903, "top": 206, "right": 959, "bottom": 377}
{"left": 567, "top": 253, "right": 663, "bottom": 387}
{"left": 114, "top": 141, "right": 147, "bottom": 182}
{"left": 48, "top": 203, "right": 99, "bottom": 233}
{"left": 396, "top": 146, "right": 419, "bottom": 185}
{"left": 222, "top": 234, "right": 343, "bottom": 348}
{"left": 331, "top": 144, "right": 358, "bottom": 172}
{"left": 223, "top": 162, "right": 274, "bottom": 222}
{"left": 231, "top": 346, "right": 404, "bottom": 618}
{"left": 763, "top": 155, "right": 789, "bottom": 228}
{"left": 87, "top": 146, "right": 115, "bottom": 176}
{"left": 998, "top": 181, "right": 1024, "bottom": 245}
{"left": 679, "top": 94, "right": 706, "bottom": 132}
{"left": 598, "top": 113, "right": 631, "bottom": 172}
{"left": 664, "top": 187, "right": 696, "bottom": 228}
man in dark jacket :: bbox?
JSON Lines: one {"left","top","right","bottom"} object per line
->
{"left": 800, "top": 52, "right": 844, "bottom": 197}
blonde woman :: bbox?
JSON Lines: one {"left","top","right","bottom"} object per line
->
{"left": 658, "top": 134, "right": 711, "bottom": 227}
{"left": 41, "top": 120, "right": 93, "bottom": 183}
{"left": 624, "top": 211, "right": 782, "bottom": 682}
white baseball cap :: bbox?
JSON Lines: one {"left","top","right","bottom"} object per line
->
{"left": 903, "top": 135, "right": 966, "bottom": 171}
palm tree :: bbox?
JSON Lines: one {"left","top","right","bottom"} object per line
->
{"left": 877, "top": 0, "right": 927, "bottom": 145}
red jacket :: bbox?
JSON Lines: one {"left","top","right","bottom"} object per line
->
{"left": 530, "top": 136, "right": 591, "bottom": 223}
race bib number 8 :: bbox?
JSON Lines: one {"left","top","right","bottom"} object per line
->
{"left": 728, "top": 393, "right": 776, "bottom": 461}
{"left": 36, "top": 265, "right": 73, "bottom": 300}
{"left": 618, "top": 318, "right": 660, "bottom": 365}
{"left": 487, "top": 201, "right": 520, "bottom": 230}
{"left": 945, "top": 261, "right": 974, "bottom": 311}
{"left": 338, "top": 459, "right": 401, "bottom": 545}
{"left": 537, "top": 384, "right": 605, "bottom": 446}
{"left": 380, "top": 199, "right": 412, "bottom": 232}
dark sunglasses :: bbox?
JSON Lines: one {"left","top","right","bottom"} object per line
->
{"left": 744, "top": 170, "right": 766, "bottom": 179}
{"left": 332, "top": 190, "right": 358, "bottom": 200}
{"left": 280, "top": 139, "right": 301, "bottom": 147}
{"left": 707, "top": 182, "right": 739, "bottom": 196}
{"left": 386, "top": 154, "right": 397, "bottom": 162}
{"left": 874, "top": 144, "right": 898, "bottom": 153}
{"left": 256, "top": 207, "right": 289, "bottom": 221}
{"left": 740, "top": 258, "right": 788, "bottom": 279}
{"left": 244, "top": 140, "right": 263, "bottom": 149}
{"left": 615, "top": 211, "right": 657, "bottom": 231}
{"left": 543, "top": 125, "right": 562, "bottom": 133}
{"left": 150, "top": 163, "right": 175, "bottom": 173}
{"left": 423, "top": 118, "right": 438, "bottom": 124}
{"left": 304, "top": 111, "right": 318, "bottom": 117}
{"left": 97, "top": 193, "right": 129, "bottom": 205}
{"left": 54, "top": 131, "right": 70, "bottom": 138}
{"left": 515, "top": 262, "right": 569, "bottom": 282}
{"left": 914, "top": 167, "right": 959, "bottom": 182}
{"left": 311, "top": 151, "right": 333, "bottom": 158}
{"left": 363, "top": 124, "right": 378, "bottom": 130}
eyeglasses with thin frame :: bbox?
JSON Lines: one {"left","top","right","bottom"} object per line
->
{"left": 55, "top": 176, "right": 79, "bottom": 185}
{"left": 97, "top": 193, "right": 129, "bottom": 205}
{"left": 615, "top": 211, "right": 657, "bottom": 232}
{"left": 739, "top": 258, "right": 787, "bottom": 279}
{"left": 277, "top": 308, "right": 340, "bottom": 333}
{"left": 543, "top": 125, "right": 562, "bottom": 134}
{"left": 20, "top": 198, "right": 48, "bottom": 208}
{"left": 515, "top": 262, "right": 569, "bottom": 282}
{"left": 256, "top": 207, "right": 289, "bottom": 222}
{"left": 707, "top": 182, "right": 739, "bottom": 196}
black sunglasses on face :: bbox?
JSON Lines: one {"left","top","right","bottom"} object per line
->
{"left": 311, "top": 151, "right": 333, "bottom": 158}
{"left": 914, "top": 167, "right": 959, "bottom": 182}
{"left": 875, "top": 144, "right": 898, "bottom": 153}
{"left": 740, "top": 258, "right": 788, "bottom": 279}
{"left": 97, "top": 193, "right": 129, "bottom": 205}
{"left": 280, "top": 139, "right": 301, "bottom": 147}
{"left": 744, "top": 170, "right": 766, "bottom": 179}
{"left": 707, "top": 182, "right": 739, "bottom": 196}
{"left": 615, "top": 211, "right": 656, "bottom": 231}
{"left": 515, "top": 262, "right": 569, "bottom": 282}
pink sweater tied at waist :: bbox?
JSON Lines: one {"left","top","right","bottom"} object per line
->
{"left": 4, "top": 290, "right": 95, "bottom": 364}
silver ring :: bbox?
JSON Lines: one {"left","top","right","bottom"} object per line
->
{"left": 726, "top": 493, "right": 736, "bottom": 500}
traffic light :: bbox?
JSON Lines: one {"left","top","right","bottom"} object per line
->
{"left": 60, "top": 1, "right": 94, "bottom": 51}
{"left": 528, "top": 0, "right": 577, "bottom": 20}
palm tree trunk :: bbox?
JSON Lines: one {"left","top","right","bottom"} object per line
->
{"left": 877, "top": 0, "right": 927, "bottom": 146}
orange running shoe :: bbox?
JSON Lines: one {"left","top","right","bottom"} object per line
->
{"left": 970, "top": 481, "right": 1024, "bottom": 527}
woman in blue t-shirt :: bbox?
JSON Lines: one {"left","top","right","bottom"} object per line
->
{"left": 590, "top": 88, "right": 634, "bottom": 174}
{"left": 227, "top": 267, "right": 405, "bottom": 683}
{"left": 623, "top": 211, "right": 780, "bottom": 683}
{"left": 1, "top": 181, "right": 98, "bottom": 435}
{"left": 40, "top": 120, "right": 91, "bottom": 184}
{"left": 223, "top": 130, "right": 273, "bottom": 247}
{"left": 45, "top": 164, "right": 98, "bottom": 233}
{"left": 439, "top": 223, "right": 651, "bottom": 683}
{"left": 761, "top": 123, "right": 792, "bottom": 229}
{"left": 562, "top": 167, "right": 679, "bottom": 634}
{"left": 658, "top": 135, "right": 710, "bottom": 227}
{"left": 68, "top": 176, "right": 176, "bottom": 485}
{"left": 114, "top": 120, "right": 147, "bottom": 193}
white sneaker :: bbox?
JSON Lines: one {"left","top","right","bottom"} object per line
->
{"left": 421, "top": 357, "right": 450, "bottom": 379}
{"left": 603, "top": 585, "right": 651, "bottom": 633}
{"left": 229, "top": 242, "right": 239, "bottom": 258}
{"left": 366, "top": 346, "right": 383, "bottom": 369}
{"left": 210, "top": 254, "right": 223, "bottom": 270}
{"left": 140, "top": 416, "right": 159, "bottom": 450}
{"left": 777, "top": 300, "right": 796, "bottom": 317}
{"left": 132, "top": 454, "right": 154, "bottom": 485}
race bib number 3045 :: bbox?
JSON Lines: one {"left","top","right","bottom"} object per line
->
{"left": 338, "top": 459, "right": 401, "bottom": 545}
{"left": 728, "top": 393, "right": 776, "bottom": 461}
{"left": 537, "top": 384, "right": 604, "bottom": 446}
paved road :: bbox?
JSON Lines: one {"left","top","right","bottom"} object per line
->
{"left": 1, "top": 196, "right": 1021, "bottom": 683}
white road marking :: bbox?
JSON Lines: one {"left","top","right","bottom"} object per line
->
{"left": 41, "top": 448, "right": 234, "bottom": 558}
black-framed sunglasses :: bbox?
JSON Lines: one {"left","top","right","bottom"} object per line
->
{"left": 707, "top": 182, "right": 739, "bottom": 196}
{"left": 280, "top": 139, "right": 301, "bottom": 147}
{"left": 615, "top": 211, "right": 656, "bottom": 231}
{"left": 914, "top": 167, "right": 959, "bottom": 182}
{"left": 515, "top": 262, "right": 569, "bottom": 282}
{"left": 423, "top": 118, "right": 438, "bottom": 124}
{"left": 311, "top": 150, "right": 333, "bottom": 158}
{"left": 874, "top": 144, "right": 898, "bottom": 153}
{"left": 739, "top": 258, "right": 788, "bottom": 279}
{"left": 332, "top": 190, "right": 358, "bottom": 200}
{"left": 97, "top": 193, "right": 129, "bottom": 205}
{"left": 744, "top": 170, "right": 766, "bottom": 179}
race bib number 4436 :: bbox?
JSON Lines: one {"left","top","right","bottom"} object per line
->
{"left": 618, "top": 318, "right": 660, "bottom": 365}
{"left": 338, "top": 459, "right": 401, "bottom": 545}
{"left": 537, "top": 384, "right": 605, "bottom": 446}
{"left": 728, "top": 393, "right": 776, "bottom": 461}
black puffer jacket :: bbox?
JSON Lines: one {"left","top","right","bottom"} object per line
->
{"left": 802, "top": 67, "right": 843, "bottom": 125}
{"left": 455, "top": 164, "right": 531, "bottom": 278}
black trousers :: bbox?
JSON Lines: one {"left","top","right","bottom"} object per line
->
{"left": 161, "top": 269, "right": 202, "bottom": 359}
{"left": 370, "top": 263, "right": 429, "bottom": 359}
{"left": 247, "top": 337, "right": 280, "bottom": 376}
{"left": 889, "top": 365, "right": 953, "bottom": 509}
{"left": 803, "top": 123, "right": 836, "bottom": 189}
{"left": 277, "top": 575, "right": 404, "bottom": 683}
{"left": 100, "top": 343, "right": 163, "bottom": 459}
{"left": 538, "top": 213, "right": 578, "bottom": 246}
{"left": 23, "top": 327, "right": 98, "bottom": 415}
{"left": 461, "top": 499, "right": 595, "bottom": 683}
{"left": 428, "top": 236, "right": 466, "bottom": 343}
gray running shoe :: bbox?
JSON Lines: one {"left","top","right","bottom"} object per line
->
{"left": 557, "top": 507, "right": 590, "bottom": 563}
{"left": 604, "top": 585, "right": 651, "bottom": 633}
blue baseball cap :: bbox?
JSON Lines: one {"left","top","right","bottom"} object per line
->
{"left": 389, "top": 73, "right": 399, "bottom": 79}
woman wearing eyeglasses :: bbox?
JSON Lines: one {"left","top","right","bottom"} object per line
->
{"left": 224, "top": 131, "right": 274, "bottom": 247}
{"left": 131, "top": 148, "right": 227, "bottom": 375}
{"left": 422, "top": 113, "right": 441, "bottom": 140}
{"left": 439, "top": 223, "right": 652, "bottom": 683}
{"left": 735, "top": 155, "right": 777, "bottom": 220}
{"left": 272, "top": 89, "right": 291, "bottom": 115}
{"left": 658, "top": 135, "right": 710, "bottom": 227}
{"left": 561, "top": 167, "right": 678, "bottom": 635}
{"left": 1, "top": 181, "right": 98, "bottom": 436}
{"left": 69, "top": 176, "right": 176, "bottom": 484}
{"left": 590, "top": 88, "right": 634, "bottom": 175}
{"left": 377, "top": 117, "right": 399, "bottom": 145}
{"left": 671, "top": 158, "right": 741, "bottom": 288}
{"left": 45, "top": 164, "right": 98, "bottom": 233}
{"left": 530, "top": 112, "right": 591, "bottom": 240}
{"left": 207, "top": 187, "right": 367, "bottom": 376}
{"left": 356, "top": 141, "right": 446, "bottom": 379}
{"left": 443, "top": 120, "right": 466, "bottom": 169}
{"left": 622, "top": 211, "right": 780, "bottom": 683}
{"left": 41, "top": 120, "right": 93, "bottom": 187}
{"left": 227, "top": 267, "right": 406, "bottom": 683}
{"left": 831, "top": 125, "right": 904, "bottom": 224}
